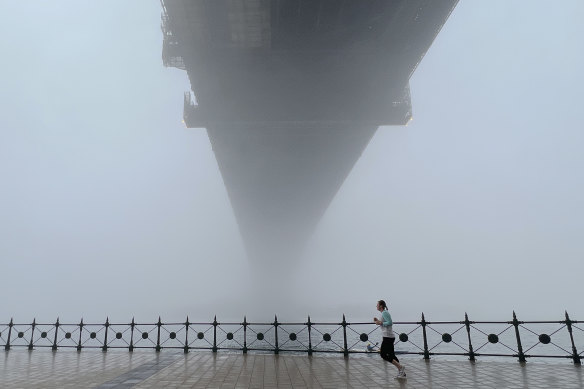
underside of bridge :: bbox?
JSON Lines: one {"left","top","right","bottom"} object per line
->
{"left": 160, "top": 0, "right": 458, "bottom": 264}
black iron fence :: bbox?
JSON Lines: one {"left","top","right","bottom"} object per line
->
{"left": 1, "top": 311, "right": 582, "bottom": 364}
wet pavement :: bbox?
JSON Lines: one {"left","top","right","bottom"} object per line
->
{"left": 1, "top": 350, "right": 583, "bottom": 388}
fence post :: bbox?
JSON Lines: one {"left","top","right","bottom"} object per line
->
{"left": 184, "top": 316, "right": 189, "bottom": 354}
{"left": 129, "top": 317, "right": 135, "bottom": 352}
{"left": 512, "top": 311, "right": 526, "bottom": 363}
{"left": 242, "top": 316, "right": 248, "bottom": 354}
{"left": 464, "top": 312, "right": 475, "bottom": 361}
{"left": 307, "top": 315, "right": 313, "bottom": 356}
{"left": 212, "top": 316, "right": 217, "bottom": 353}
{"left": 274, "top": 315, "right": 279, "bottom": 354}
{"left": 342, "top": 314, "right": 348, "bottom": 358}
{"left": 421, "top": 313, "right": 430, "bottom": 360}
{"left": 29, "top": 319, "right": 36, "bottom": 351}
{"left": 156, "top": 317, "right": 162, "bottom": 352}
{"left": 52, "top": 318, "right": 60, "bottom": 351}
{"left": 77, "top": 318, "right": 83, "bottom": 351}
{"left": 102, "top": 317, "right": 109, "bottom": 352}
{"left": 4, "top": 318, "right": 13, "bottom": 351}
{"left": 565, "top": 311, "right": 582, "bottom": 365}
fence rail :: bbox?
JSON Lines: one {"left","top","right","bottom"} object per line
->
{"left": 1, "top": 311, "right": 582, "bottom": 364}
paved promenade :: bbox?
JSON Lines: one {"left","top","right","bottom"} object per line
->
{"left": 1, "top": 350, "right": 583, "bottom": 388}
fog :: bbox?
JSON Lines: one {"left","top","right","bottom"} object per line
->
{"left": 1, "top": 0, "right": 583, "bottom": 325}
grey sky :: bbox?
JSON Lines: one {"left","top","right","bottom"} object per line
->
{"left": 1, "top": 0, "right": 583, "bottom": 323}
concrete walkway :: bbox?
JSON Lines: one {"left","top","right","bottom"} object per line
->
{"left": 1, "top": 350, "right": 583, "bottom": 388}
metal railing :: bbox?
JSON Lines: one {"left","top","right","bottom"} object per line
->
{"left": 1, "top": 311, "right": 582, "bottom": 364}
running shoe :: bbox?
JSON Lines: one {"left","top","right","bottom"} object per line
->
{"left": 398, "top": 366, "right": 406, "bottom": 378}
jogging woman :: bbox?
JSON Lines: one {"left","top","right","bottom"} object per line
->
{"left": 374, "top": 299, "right": 406, "bottom": 379}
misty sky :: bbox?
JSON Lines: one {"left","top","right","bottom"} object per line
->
{"left": 1, "top": 0, "right": 583, "bottom": 324}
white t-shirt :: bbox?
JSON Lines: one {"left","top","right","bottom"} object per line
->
{"left": 380, "top": 310, "right": 395, "bottom": 338}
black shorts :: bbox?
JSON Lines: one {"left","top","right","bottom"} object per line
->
{"left": 380, "top": 336, "right": 399, "bottom": 363}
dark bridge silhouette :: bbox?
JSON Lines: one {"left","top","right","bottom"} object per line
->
{"left": 160, "top": 0, "right": 458, "bottom": 262}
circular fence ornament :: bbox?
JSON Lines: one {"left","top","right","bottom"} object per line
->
{"left": 197, "top": 332, "right": 204, "bottom": 340}
{"left": 41, "top": 332, "right": 48, "bottom": 338}
{"left": 488, "top": 334, "right": 499, "bottom": 344}
{"left": 226, "top": 332, "right": 233, "bottom": 340}
{"left": 323, "top": 333, "right": 331, "bottom": 342}
{"left": 289, "top": 333, "right": 297, "bottom": 341}
{"left": 116, "top": 332, "right": 123, "bottom": 340}
{"left": 65, "top": 332, "right": 71, "bottom": 339}
{"left": 442, "top": 333, "right": 452, "bottom": 343}
{"left": 360, "top": 333, "right": 368, "bottom": 342}
{"left": 90, "top": 332, "right": 96, "bottom": 339}
{"left": 539, "top": 334, "right": 551, "bottom": 344}
{"left": 142, "top": 332, "right": 149, "bottom": 339}
{"left": 257, "top": 333, "right": 264, "bottom": 341}
{"left": 399, "top": 333, "right": 408, "bottom": 342}
{"left": 169, "top": 332, "right": 176, "bottom": 339}
{"left": 18, "top": 332, "right": 24, "bottom": 338}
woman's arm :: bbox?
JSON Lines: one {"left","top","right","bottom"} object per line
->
{"left": 381, "top": 311, "right": 392, "bottom": 327}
